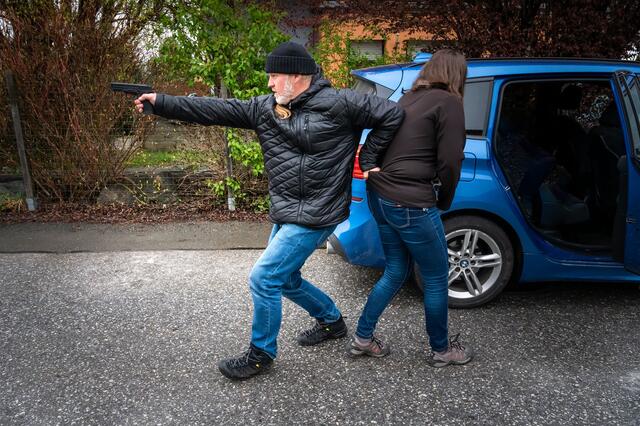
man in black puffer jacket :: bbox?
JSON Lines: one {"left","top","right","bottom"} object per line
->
{"left": 135, "top": 41, "right": 403, "bottom": 380}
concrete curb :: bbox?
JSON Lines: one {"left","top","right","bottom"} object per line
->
{"left": 0, "top": 221, "right": 273, "bottom": 253}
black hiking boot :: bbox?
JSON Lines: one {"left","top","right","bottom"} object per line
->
{"left": 297, "top": 316, "right": 348, "bottom": 346}
{"left": 217, "top": 345, "right": 273, "bottom": 380}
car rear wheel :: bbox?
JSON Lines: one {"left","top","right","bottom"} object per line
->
{"left": 414, "top": 215, "right": 515, "bottom": 308}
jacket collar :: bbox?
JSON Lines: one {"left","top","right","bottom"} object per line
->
{"left": 287, "top": 71, "right": 332, "bottom": 110}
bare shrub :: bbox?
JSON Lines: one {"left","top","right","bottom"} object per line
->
{"left": 0, "top": 1, "right": 167, "bottom": 201}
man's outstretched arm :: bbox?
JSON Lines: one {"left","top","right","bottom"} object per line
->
{"left": 135, "top": 93, "right": 258, "bottom": 130}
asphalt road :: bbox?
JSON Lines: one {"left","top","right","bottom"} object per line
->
{"left": 1, "top": 250, "right": 639, "bottom": 425}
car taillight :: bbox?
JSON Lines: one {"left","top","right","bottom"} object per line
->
{"left": 353, "top": 145, "right": 364, "bottom": 179}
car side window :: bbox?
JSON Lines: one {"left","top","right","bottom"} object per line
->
{"left": 619, "top": 74, "right": 640, "bottom": 161}
{"left": 463, "top": 80, "right": 493, "bottom": 137}
{"left": 351, "top": 77, "right": 394, "bottom": 100}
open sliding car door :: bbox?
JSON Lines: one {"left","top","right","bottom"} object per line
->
{"left": 614, "top": 71, "right": 640, "bottom": 275}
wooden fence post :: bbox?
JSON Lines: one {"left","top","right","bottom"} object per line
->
{"left": 4, "top": 70, "right": 37, "bottom": 211}
{"left": 220, "top": 81, "right": 236, "bottom": 212}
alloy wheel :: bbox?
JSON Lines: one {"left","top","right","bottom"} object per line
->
{"left": 446, "top": 228, "right": 503, "bottom": 300}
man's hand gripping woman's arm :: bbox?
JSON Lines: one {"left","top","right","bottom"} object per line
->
{"left": 343, "top": 91, "right": 404, "bottom": 175}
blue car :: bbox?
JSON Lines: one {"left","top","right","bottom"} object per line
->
{"left": 329, "top": 54, "right": 640, "bottom": 308}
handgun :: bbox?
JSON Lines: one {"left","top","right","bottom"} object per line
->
{"left": 110, "top": 82, "right": 154, "bottom": 115}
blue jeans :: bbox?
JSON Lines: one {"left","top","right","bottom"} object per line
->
{"left": 250, "top": 223, "right": 341, "bottom": 358}
{"left": 356, "top": 189, "right": 450, "bottom": 352}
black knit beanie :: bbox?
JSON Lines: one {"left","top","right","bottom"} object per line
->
{"left": 265, "top": 41, "right": 317, "bottom": 75}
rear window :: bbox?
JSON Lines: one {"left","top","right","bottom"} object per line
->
{"left": 463, "top": 80, "right": 493, "bottom": 137}
{"left": 352, "top": 78, "right": 394, "bottom": 99}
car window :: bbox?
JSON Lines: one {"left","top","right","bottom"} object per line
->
{"left": 352, "top": 77, "right": 394, "bottom": 99}
{"left": 623, "top": 75, "right": 640, "bottom": 160}
{"left": 463, "top": 80, "right": 492, "bottom": 137}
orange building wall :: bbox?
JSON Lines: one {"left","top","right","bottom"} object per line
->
{"left": 341, "top": 23, "right": 434, "bottom": 55}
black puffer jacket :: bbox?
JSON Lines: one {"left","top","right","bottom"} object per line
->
{"left": 154, "top": 74, "right": 404, "bottom": 227}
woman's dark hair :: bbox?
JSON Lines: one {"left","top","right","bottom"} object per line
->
{"left": 411, "top": 49, "right": 467, "bottom": 98}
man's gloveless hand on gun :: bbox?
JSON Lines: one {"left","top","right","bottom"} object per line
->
{"left": 110, "top": 82, "right": 156, "bottom": 115}
{"left": 133, "top": 93, "right": 156, "bottom": 114}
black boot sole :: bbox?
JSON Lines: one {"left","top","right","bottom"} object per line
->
{"left": 217, "top": 361, "right": 273, "bottom": 381}
{"left": 297, "top": 328, "right": 348, "bottom": 346}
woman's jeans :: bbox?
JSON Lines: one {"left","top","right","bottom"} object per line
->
{"left": 356, "top": 189, "right": 450, "bottom": 352}
{"left": 250, "top": 223, "right": 341, "bottom": 358}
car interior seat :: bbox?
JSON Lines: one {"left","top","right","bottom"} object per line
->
{"left": 523, "top": 84, "right": 591, "bottom": 228}
{"left": 587, "top": 102, "right": 625, "bottom": 224}
{"left": 552, "top": 84, "right": 590, "bottom": 197}
{"left": 536, "top": 182, "right": 591, "bottom": 228}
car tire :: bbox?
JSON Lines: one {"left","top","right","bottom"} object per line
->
{"left": 414, "top": 215, "right": 515, "bottom": 308}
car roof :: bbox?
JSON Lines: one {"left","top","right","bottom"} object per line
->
{"left": 353, "top": 58, "right": 640, "bottom": 80}
{"left": 414, "top": 58, "right": 640, "bottom": 78}
{"left": 351, "top": 58, "right": 640, "bottom": 90}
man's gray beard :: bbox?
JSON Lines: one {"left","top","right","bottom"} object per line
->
{"left": 275, "top": 77, "right": 294, "bottom": 105}
{"left": 275, "top": 93, "right": 292, "bottom": 105}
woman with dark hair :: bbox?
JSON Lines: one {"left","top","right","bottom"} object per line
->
{"left": 349, "top": 49, "right": 473, "bottom": 367}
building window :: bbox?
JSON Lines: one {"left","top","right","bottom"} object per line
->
{"left": 350, "top": 40, "right": 384, "bottom": 60}
{"left": 405, "top": 39, "right": 449, "bottom": 56}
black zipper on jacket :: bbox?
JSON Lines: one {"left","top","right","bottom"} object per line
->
{"left": 297, "top": 114, "right": 310, "bottom": 221}
{"left": 297, "top": 154, "right": 306, "bottom": 214}
{"left": 303, "top": 114, "right": 310, "bottom": 147}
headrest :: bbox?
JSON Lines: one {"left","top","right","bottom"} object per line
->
{"left": 558, "top": 84, "right": 582, "bottom": 110}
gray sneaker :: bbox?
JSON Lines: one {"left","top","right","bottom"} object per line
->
{"left": 347, "top": 335, "right": 390, "bottom": 358}
{"left": 427, "top": 333, "right": 473, "bottom": 368}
